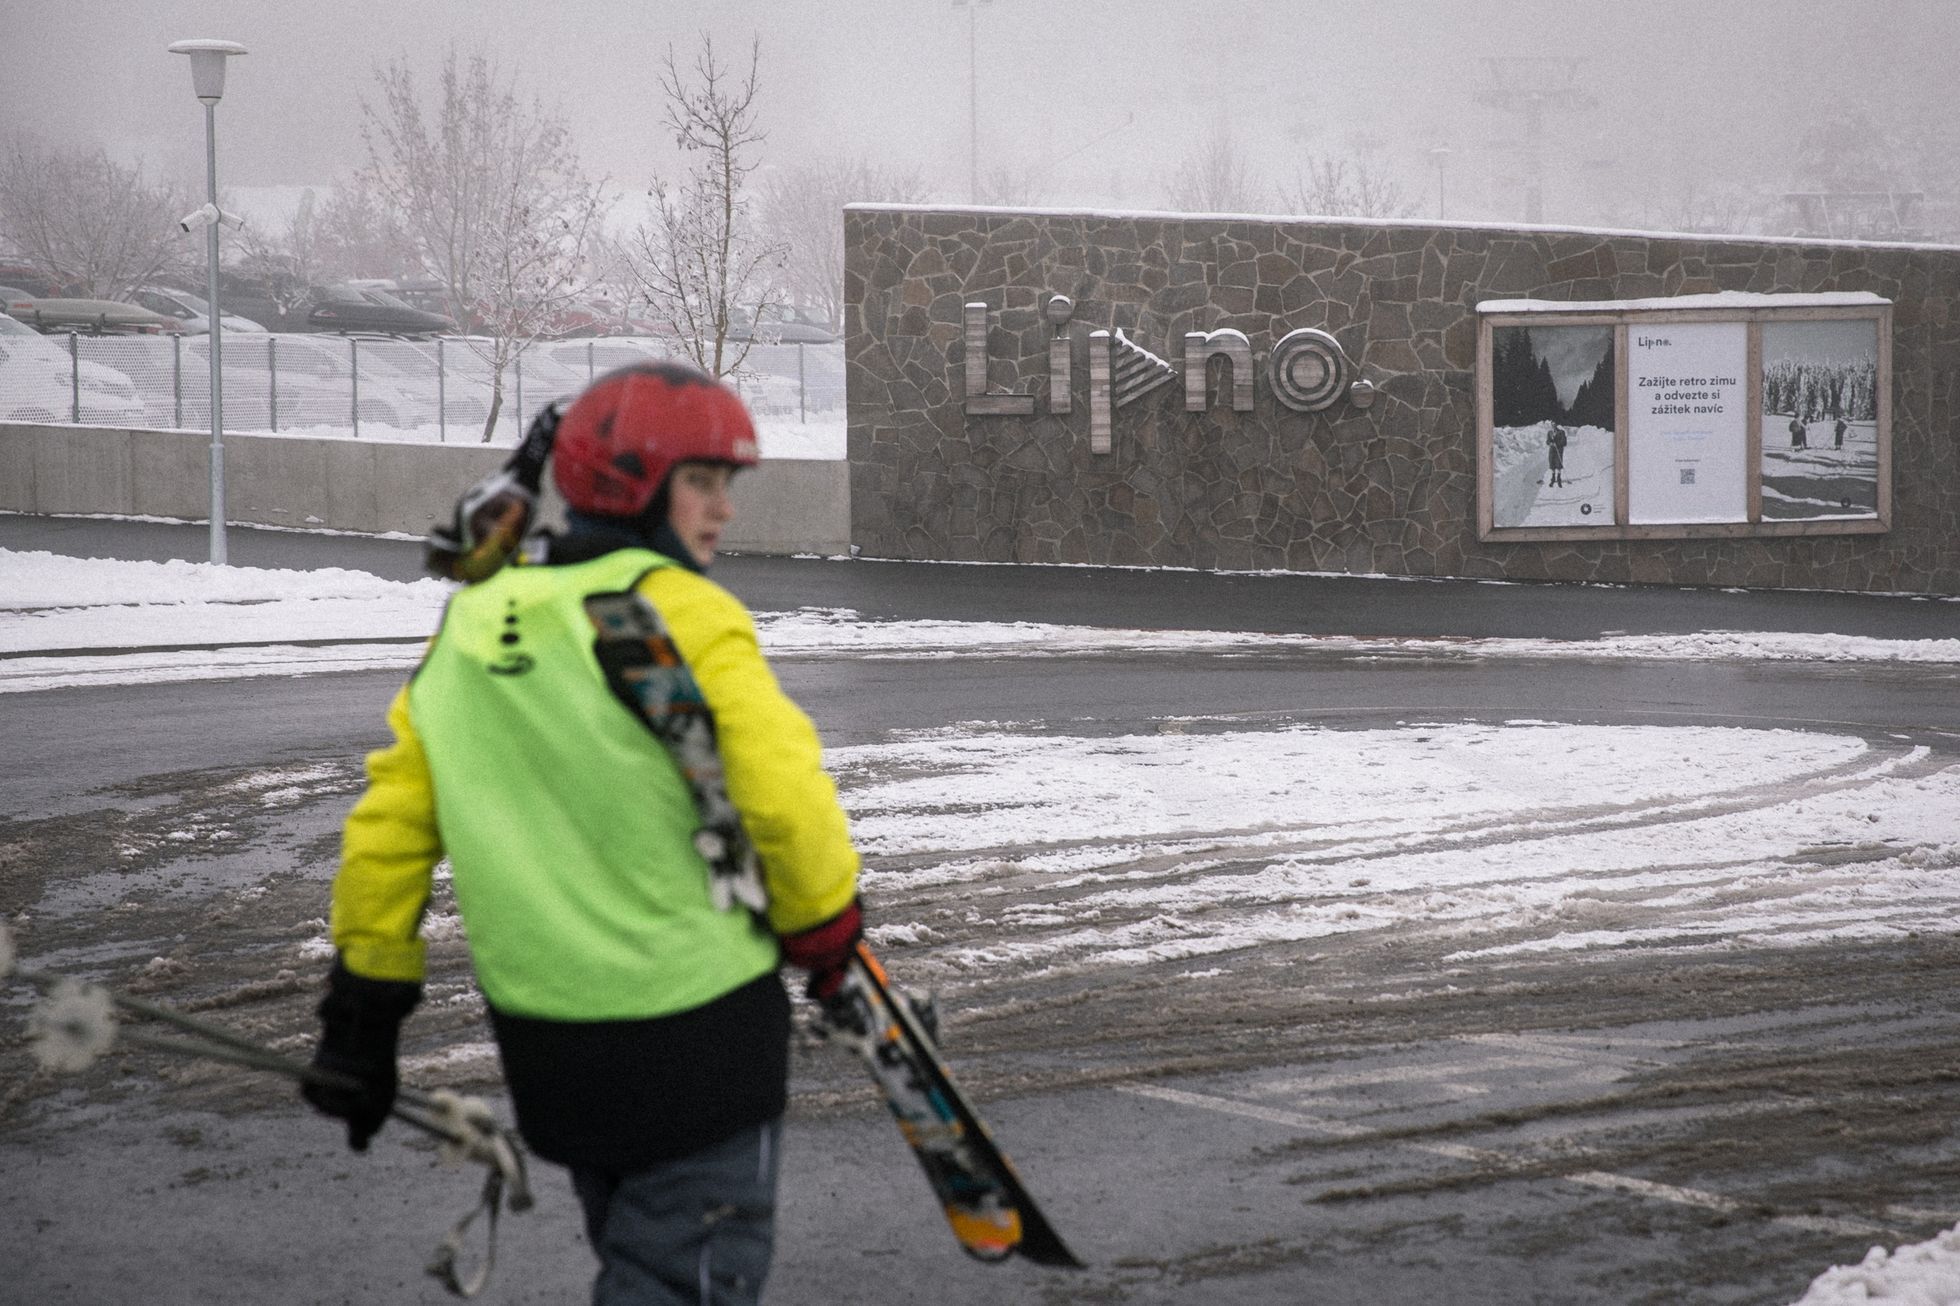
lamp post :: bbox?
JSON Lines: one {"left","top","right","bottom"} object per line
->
{"left": 952, "top": 0, "right": 991, "bottom": 203}
{"left": 168, "top": 38, "right": 247, "bottom": 565}
{"left": 1429, "top": 145, "right": 1452, "bottom": 221}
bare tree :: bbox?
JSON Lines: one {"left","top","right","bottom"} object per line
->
{"left": 758, "top": 156, "right": 929, "bottom": 332}
{"left": 362, "top": 52, "right": 608, "bottom": 440}
{"left": 0, "top": 137, "right": 189, "bottom": 297}
{"left": 1165, "top": 121, "right": 1268, "bottom": 214}
{"left": 974, "top": 163, "right": 1050, "bottom": 209}
{"left": 311, "top": 178, "right": 420, "bottom": 281}
{"left": 1287, "top": 153, "right": 1418, "bottom": 219}
{"left": 232, "top": 180, "right": 421, "bottom": 313}
{"left": 1650, "top": 182, "right": 1764, "bottom": 237}
{"left": 621, "top": 34, "right": 784, "bottom": 378}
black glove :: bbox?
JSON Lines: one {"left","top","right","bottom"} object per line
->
{"left": 302, "top": 957, "right": 421, "bottom": 1152}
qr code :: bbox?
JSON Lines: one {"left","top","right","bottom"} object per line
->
{"left": 1679, "top": 468, "right": 1697, "bottom": 485}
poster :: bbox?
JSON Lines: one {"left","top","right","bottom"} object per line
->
{"left": 1488, "top": 325, "right": 1616, "bottom": 528}
{"left": 1627, "top": 323, "right": 1749, "bottom": 524}
{"left": 1758, "top": 319, "right": 1880, "bottom": 520}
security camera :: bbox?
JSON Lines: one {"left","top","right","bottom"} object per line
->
{"left": 179, "top": 203, "right": 247, "bottom": 233}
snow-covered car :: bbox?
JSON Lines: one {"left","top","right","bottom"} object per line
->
{"left": 0, "top": 312, "right": 148, "bottom": 424}
{"left": 237, "top": 333, "right": 442, "bottom": 431}
{"left": 745, "top": 303, "right": 839, "bottom": 344}
{"left": 535, "top": 335, "right": 672, "bottom": 381}
{"left": 130, "top": 286, "right": 267, "bottom": 335}
{"left": 190, "top": 335, "right": 404, "bottom": 432}
{"left": 399, "top": 337, "right": 592, "bottom": 434}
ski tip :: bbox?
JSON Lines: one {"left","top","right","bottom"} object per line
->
{"left": 948, "top": 1206, "right": 1020, "bottom": 1263}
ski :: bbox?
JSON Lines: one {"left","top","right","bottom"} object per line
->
{"left": 826, "top": 941, "right": 1082, "bottom": 1268}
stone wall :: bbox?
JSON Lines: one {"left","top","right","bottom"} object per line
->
{"left": 844, "top": 205, "right": 1960, "bottom": 594}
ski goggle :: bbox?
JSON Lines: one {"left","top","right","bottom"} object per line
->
{"left": 424, "top": 402, "right": 563, "bottom": 583}
{"left": 425, "top": 470, "right": 536, "bottom": 583}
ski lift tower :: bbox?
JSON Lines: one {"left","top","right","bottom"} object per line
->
{"left": 1475, "top": 57, "right": 1595, "bottom": 224}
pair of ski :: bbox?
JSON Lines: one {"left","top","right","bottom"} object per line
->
{"left": 824, "top": 940, "right": 1081, "bottom": 1267}
{"left": 586, "top": 588, "right": 1081, "bottom": 1270}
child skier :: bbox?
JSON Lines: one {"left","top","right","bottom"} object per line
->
{"left": 304, "top": 361, "right": 863, "bottom": 1305}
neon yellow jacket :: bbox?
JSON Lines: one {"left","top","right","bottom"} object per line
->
{"left": 330, "top": 548, "right": 860, "bottom": 1021}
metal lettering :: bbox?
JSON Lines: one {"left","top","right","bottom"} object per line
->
{"left": 1046, "top": 295, "right": 1073, "bottom": 414}
{"left": 1183, "top": 328, "right": 1255, "bottom": 412}
{"left": 1088, "top": 329, "right": 1112, "bottom": 453}
{"left": 1268, "top": 328, "right": 1352, "bottom": 413}
{"left": 1110, "top": 329, "right": 1177, "bottom": 407}
{"left": 963, "top": 301, "right": 1036, "bottom": 417}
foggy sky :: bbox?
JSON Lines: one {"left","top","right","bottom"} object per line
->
{"left": 6, "top": 0, "right": 1957, "bottom": 229}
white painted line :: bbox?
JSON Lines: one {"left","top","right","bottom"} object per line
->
{"left": 1457, "top": 1031, "right": 1672, "bottom": 1066}
{"left": 1255, "top": 1054, "right": 1563, "bottom": 1097}
{"left": 1118, "top": 1083, "right": 1894, "bottom": 1239}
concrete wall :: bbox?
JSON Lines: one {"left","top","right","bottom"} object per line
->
{"left": 845, "top": 205, "right": 1960, "bottom": 594}
{"left": 0, "top": 423, "right": 850, "bottom": 554}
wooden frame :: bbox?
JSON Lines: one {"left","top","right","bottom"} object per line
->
{"left": 1476, "top": 299, "right": 1892, "bottom": 543}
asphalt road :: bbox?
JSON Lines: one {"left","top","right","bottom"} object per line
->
{"left": 4, "top": 515, "right": 1959, "bottom": 1305}
{"left": 5, "top": 511, "right": 1957, "bottom": 641}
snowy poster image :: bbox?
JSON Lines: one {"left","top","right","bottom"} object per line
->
{"left": 1759, "top": 319, "right": 1880, "bottom": 521}
{"left": 1489, "top": 325, "right": 1615, "bottom": 528}
{"left": 1627, "top": 323, "right": 1748, "bottom": 524}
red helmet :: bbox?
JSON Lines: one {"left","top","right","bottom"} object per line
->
{"left": 551, "top": 361, "right": 759, "bottom": 518}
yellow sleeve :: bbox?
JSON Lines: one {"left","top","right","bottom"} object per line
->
{"left": 644, "top": 567, "right": 861, "bottom": 936}
{"left": 330, "top": 683, "right": 444, "bottom": 982}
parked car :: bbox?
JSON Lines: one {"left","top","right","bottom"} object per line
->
{"left": 541, "top": 298, "right": 674, "bottom": 339}
{"left": 297, "top": 283, "right": 457, "bottom": 337}
{"left": 536, "top": 335, "right": 672, "bottom": 380}
{"left": 0, "top": 286, "right": 181, "bottom": 336}
{"left": 174, "top": 334, "right": 402, "bottom": 432}
{"left": 0, "top": 311, "right": 148, "bottom": 424}
{"left": 211, "top": 270, "right": 309, "bottom": 331}
{"left": 746, "top": 302, "right": 840, "bottom": 344}
{"left": 215, "top": 276, "right": 457, "bottom": 337}
{"left": 129, "top": 285, "right": 267, "bottom": 335}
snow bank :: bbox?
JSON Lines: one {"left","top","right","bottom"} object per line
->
{"left": 3, "top": 553, "right": 1958, "bottom": 693}
{"left": 1789, "top": 1221, "right": 1960, "bottom": 1304}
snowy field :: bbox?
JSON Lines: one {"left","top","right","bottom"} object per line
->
{"left": 1761, "top": 420, "right": 1881, "bottom": 521}
{"left": 3, "top": 547, "right": 1959, "bottom": 1301}
{"left": 1492, "top": 420, "right": 1615, "bottom": 527}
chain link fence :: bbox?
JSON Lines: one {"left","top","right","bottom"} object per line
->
{"left": 0, "top": 332, "right": 845, "bottom": 445}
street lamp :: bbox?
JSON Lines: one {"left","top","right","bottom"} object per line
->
{"left": 952, "top": 0, "right": 990, "bottom": 203}
{"left": 168, "top": 37, "right": 247, "bottom": 565}
{"left": 1428, "top": 146, "right": 1452, "bottom": 221}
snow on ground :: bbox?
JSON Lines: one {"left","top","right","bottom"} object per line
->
{"left": 2, "top": 546, "right": 1957, "bottom": 1301}
{"left": 1492, "top": 420, "right": 1616, "bottom": 527}
{"left": 837, "top": 717, "right": 1959, "bottom": 970}
{"left": 1790, "top": 1221, "right": 1960, "bottom": 1304}
{"left": 2, "top": 550, "right": 1956, "bottom": 694}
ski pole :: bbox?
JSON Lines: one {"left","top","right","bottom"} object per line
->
{"left": 9, "top": 958, "right": 529, "bottom": 1297}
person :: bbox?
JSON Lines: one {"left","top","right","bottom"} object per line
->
{"left": 1545, "top": 421, "right": 1568, "bottom": 488}
{"left": 304, "top": 360, "right": 863, "bottom": 1306}
{"left": 1835, "top": 415, "right": 1847, "bottom": 450}
{"left": 1789, "top": 414, "right": 1806, "bottom": 449}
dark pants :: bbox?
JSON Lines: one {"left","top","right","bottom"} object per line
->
{"left": 571, "top": 1118, "right": 783, "bottom": 1306}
